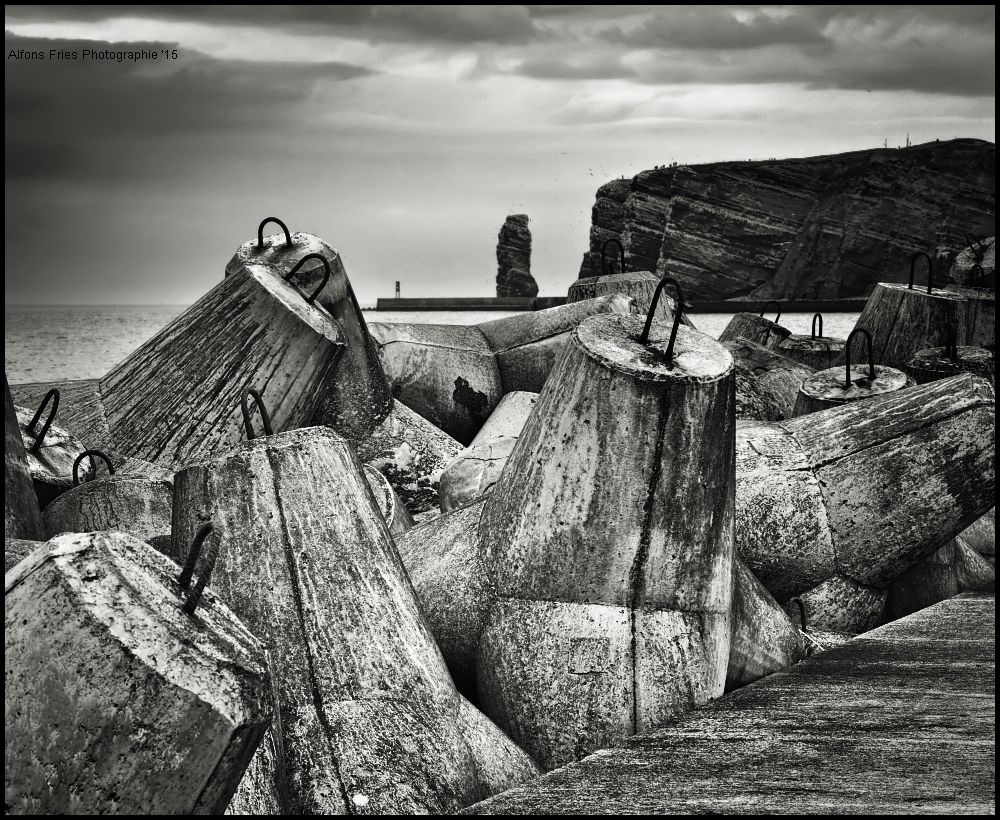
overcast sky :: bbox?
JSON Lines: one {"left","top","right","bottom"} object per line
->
{"left": 5, "top": 5, "right": 995, "bottom": 306}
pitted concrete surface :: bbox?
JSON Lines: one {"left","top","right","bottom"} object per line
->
{"left": 465, "top": 592, "right": 995, "bottom": 815}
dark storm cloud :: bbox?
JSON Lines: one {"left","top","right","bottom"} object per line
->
{"left": 5, "top": 31, "right": 373, "bottom": 181}
{"left": 600, "top": 7, "right": 827, "bottom": 50}
{"left": 4, "top": 4, "right": 543, "bottom": 44}
{"left": 597, "top": 6, "right": 994, "bottom": 96}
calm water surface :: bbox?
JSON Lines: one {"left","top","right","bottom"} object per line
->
{"left": 5, "top": 304, "right": 859, "bottom": 384}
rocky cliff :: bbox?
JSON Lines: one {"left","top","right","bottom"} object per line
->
{"left": 497, "top": 214, "right": 538, "bottom": 297}
{"left": 578, "top": 139, "right": 995, "bottom": 301}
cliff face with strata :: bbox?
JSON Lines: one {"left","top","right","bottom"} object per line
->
{"left": 497, "top": 214, "right": 538, "bottom": 297}
{"left": 578, "top": 139, "right": 995, "bottom": 300}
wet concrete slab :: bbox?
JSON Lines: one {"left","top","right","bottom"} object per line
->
{"left": 466, "top": 592, "right": 995, "bottom": 815}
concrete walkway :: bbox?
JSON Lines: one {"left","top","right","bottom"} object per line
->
{"left": 467, "top": 592, "right": 995, "bottom": 815}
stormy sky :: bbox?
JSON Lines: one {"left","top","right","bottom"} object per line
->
{"left": 5, "top": 5, "right": 995, "bottom": 305}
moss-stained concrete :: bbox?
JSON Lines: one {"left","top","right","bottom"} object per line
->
{"left": 466, "top": 591, "right": 995, "bottom": 815}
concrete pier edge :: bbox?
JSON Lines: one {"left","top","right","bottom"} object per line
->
{"left": 464, "top": 591, "right": 996, "bottom": 815}
{"left": 374, "top": 298, "right": 871, "bottom": 313}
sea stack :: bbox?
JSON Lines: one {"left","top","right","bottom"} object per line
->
{"left": 496, "top": 214, "right": 538, "bottom": 297}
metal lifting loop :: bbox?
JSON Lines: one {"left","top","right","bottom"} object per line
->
{"left": 601, "top": 238, "right": 626, "bottom": 277}
{"left": 26, "top": 388, "right": 60, "bottom": 453}
{"left": 788, "top": 597, "right": 807, "bottom": 633}
{"left": 639, "top": 275, "right": 684, "bottom": 367}
{"left": 759, "top": 301, "right": 782, "bottom": 323}
{"left": 844, "top": 327, "right": 875, "bottom": 388}
{"left": 945, "top": 322, "right": 959, "bottom": 361}
{"left": 241, "top": 387, "right": 274, "bottom": 440}
{"left": 283, "top": 253, "right": 331, "bottom": 305}
{"left": 965, "top": 232, "right": 985, "bottom": 261}
{"left": 72, "top": 449, "right": 115, "bottom": 486}
{"left": 811, "top": 313, "right": 823, "bottom": 340}
{"left": 178, "top": 522, "right": 219, "bottom": 616}
{"left": 909, "top": 251, "right": 934, "bottom": 295}
{"left": 256, "top": 217, "right": 294, "bottom": 251}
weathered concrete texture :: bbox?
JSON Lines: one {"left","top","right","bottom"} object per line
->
{"left": 792, "top": 364, "right": 914, "bottom": 417}
{"left": 356, "top": 399, "right": 464, "bottom": 522}
{"left": 41, "top": 476, "right": 173, "bottom": 547}
{"left": 566, "top": 272, "right": 697, "bottom": 330}
{"left": 477, "top": 296, "right": 632, "bottom": 394}
{"left": 225, "top": 230, "right": 394, "bottom": 443}
{"left": 368, "top": 321, "right": 502, "bottom": 446}
{"left": 724, "top": 338, "right": 816, "bottom": 421}
{"left": 466, "top": 592, "right": 996, "bottom": 815}
{"left": 496, "top": 214, "right": 538, "bottom": 297}
{"left": 99, "top": 264, "right": 347, "bottom": 471}
{"left": 5, "top": 532, "right": 273, "bottom": 815}
{"left": 579, "top": 139, "right": 995, "bottom": 301}
{"left": 4, "top": 538, "right": 43, "bottom": 573}
{"left": 777, "top": 333, "right": 846, "bottom": 371}
{"left": 904, "top": 345, "right": 995, "bottom": 386}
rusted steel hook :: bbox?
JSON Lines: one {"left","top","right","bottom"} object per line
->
{"left": 811, "top": 313, "right": 823, "bottom": 340}
{"left": 601, "top": 238, "right": 626, "bottom": 277}
{"left": 639, "top": 275, "right": 684, "bottom": 367}
{"left": 256, "top": 217, "right": 294, "bottom": 251}
{"left": 283, "top": 253, "right": 331, "bottom": 305}
{"left": 965, "top": 232, "right": 986, "bottom": 261}
{"left": 241, "top": 387, "right": 274, "bottom": 440}
{"left": 178, "top": 522, "right": 219, "bottom": 616}
{"left": 909, "top": 252, "right": 933, "bottom": 295}
{"left": 844, "top": 328, "right": 876, "bottom": 388}
{"left": 26, "top": 388, "right": 59, "bottom": 453}
{"left": 72, "top": 449, "right": 115, "bottom": 486}
{"left": 759, "top": 301, "right": 782, "bottom": 323}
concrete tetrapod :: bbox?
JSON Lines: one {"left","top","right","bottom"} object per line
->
{"left": 438, "top": 392, "right": 538, "bottom": 512}
{"left": 170, "top": 425, "right": 539, "bottom": 814}
{"left": 722, "top": 337, "right": 816, "bottom": 421}
{"left": 225, "top": 222, "right": 393, "bottom": 443}
{"left": 5, "top": 375, "right": 44, "bottom": 542}
{"left": 99, "top": 262, "right": 347, "bottom": 471}
{"left": 736, "top": 373, "right": 996, "bottom": 631}
{"left": 567, "top": 272, "right": 696, "bottom": 329}
{"left": 477, "top": 296, "right": 633, "bottom": 394}
{"left": 717, "top": 303, "right": 791, "bottom": 349}
{"left": 792, "top": 330, "right": 915, "bottom": 417}
{"left": 903, "top": 344, "right": 994, "bottom": 386}
{"left": 476, "top": 305, "right": 736, "bottom": 772}
{"left": 949, "top": 234, "right": 995, "bottom": 285}
{"left": 368, "top": 321, "right": 502, "bottom": 446}
{"left": 14, "top": 391, "right": 95, "bottom": 511}
{"left": 776, "top": 314, "right": 846, "bottom": 371}
{"left": 836, "top": 255, "right": 970, "bottom": 370}
{"left": 5, "top": 531, "right": 273, "bottom": 814}
{"left": 41, "top": 450, "right": 173, "bottom": 553}
{"left": 394, "top": 503, "right": 801, "bottom": 720}
{"left": 369, "top": 295, "right": 631, "bottom": 445}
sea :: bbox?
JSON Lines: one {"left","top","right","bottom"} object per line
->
{"left": 4, "top": 304, "right": 861, "bottom": 385}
